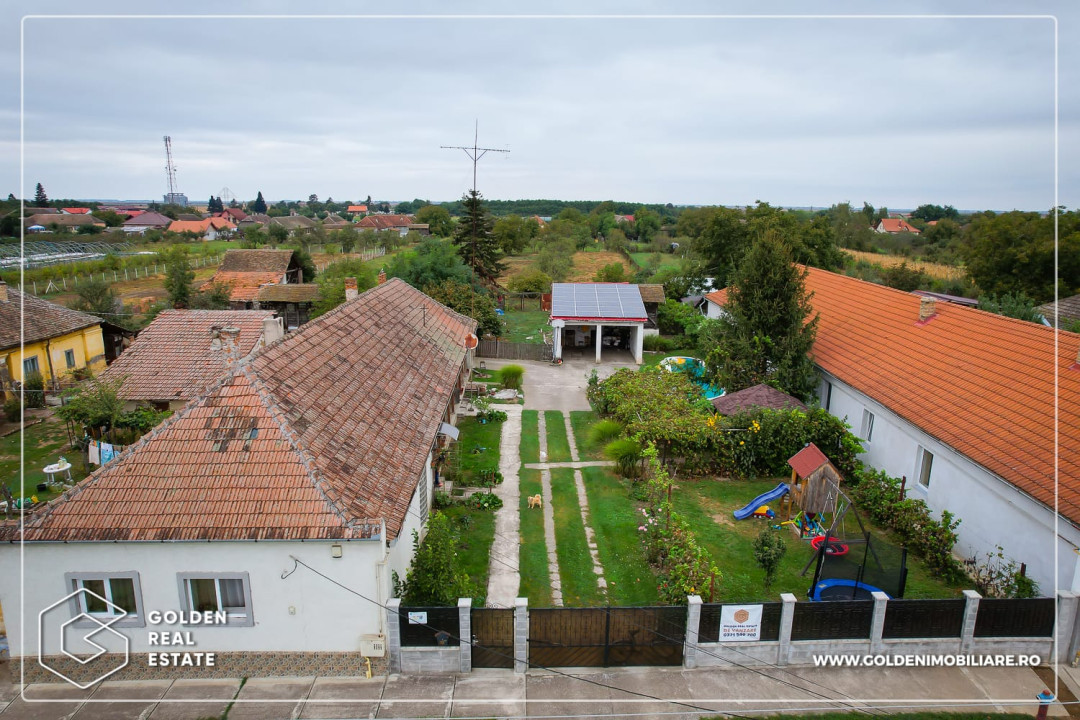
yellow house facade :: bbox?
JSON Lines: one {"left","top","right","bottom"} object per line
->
{"left": 0, "top": 281, "right": 106, "bottom": 398}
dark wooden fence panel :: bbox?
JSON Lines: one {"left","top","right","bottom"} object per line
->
{"left": 476, "top": 339, "right": 552, "bottom": 362}
{"left": 399, "top": 606, "right": 460, "bottom": 647}
{"left": 528, "top": 606, "right": 685, "bottom": 668}
{"left": 471, "top": 607, "right": 514, "bottom": 668}
{"left": 974, "top": 598, "right": 1055, "bottom": 638}
{"left": 698, "top": 603, "right": 783, "bottom": 643}
{"left": 792, "top": 601, "right": 874, "bottom": 641}
{"left": 883, "top": 599, "right": 966, "bottom": 639}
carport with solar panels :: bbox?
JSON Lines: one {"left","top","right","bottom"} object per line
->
{"left": 548, "top": 283, "right": 648, "bottom": 364}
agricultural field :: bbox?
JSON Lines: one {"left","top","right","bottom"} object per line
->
{"left": 498, "top": 250, "right": 631, "bottom": 285}
{"left": 842, "top": 249, "right": 966, "bottom": 281}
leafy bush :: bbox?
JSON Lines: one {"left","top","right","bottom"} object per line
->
{"left": 593, "top": 262, "right": 627, "bottom": 283}
{"left": 588, "top": 419, "right": 623, "bottom": 446}
{"left": 23, "top": 371, "right": 45, "bottom": 409}
{"left": 393, "top": 511, "right": 474, "bottom": 605}
{"left": 468, "top": 491, "right": 503, "bottom": 511}
{"left": 478, "top": 409, "right": 508, "bottom": 423}
{"left": 967, "top": 545, "right": 1040, "bottom": 598}
{"left": 499, "top": 364, "right": 525, "bottom": 390}
{"left": 752, "top": 528, "right": 787, "bottom": 592}
{"left": 642, "top": 335, "right": 675, "bottom": 352}
{"left": 3, "top": 397, "right": 21, "bottom": 422}
{"left": 506, "top": 268, "right": 552, "bottom": 293}
{"left": 881, "top": 261, "right": 926, "bottom": 291}
{"left": 604, "top": 438, "right": 643, "bottom": 478}
{"left": 657, "top": 300, "right": 702, "bottom": 335}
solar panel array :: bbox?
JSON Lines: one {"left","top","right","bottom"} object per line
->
{"left": 550, "top": 283, "right": 647, "bottom": 319}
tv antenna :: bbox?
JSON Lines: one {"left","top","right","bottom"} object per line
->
{"left": 163, "top": 136, "right": 178, "bottom": 196}
{"left": 440, "top": 120, "right": 509, "bottom": 194}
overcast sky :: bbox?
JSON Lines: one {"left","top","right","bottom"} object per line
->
{"left": 1, "top": 1, "right": 1076, "bottom": 210}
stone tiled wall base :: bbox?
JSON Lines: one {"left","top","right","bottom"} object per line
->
{"left": 26, "top": 651, "right": 389, "bottom": 684}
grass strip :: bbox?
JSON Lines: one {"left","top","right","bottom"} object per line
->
{"left": 442, "top": 504, "right": 497, "bottom": 606}
{"left": 550, "top": 468, "right": 603, "bottom": 606}
{"left": 568, "top": 410, "right": 605, "bottom": 461}
{"left": 454, "top": 416, "right": 503, "bottom": 486}
{"left": 518, "top": 469, "right": 552, "bottom": 607}
{"left": 543, "top": 410, "right": 572, "bottom": 463}
{"left": 520, "top": 410, "right": 540, "bottom": 464}
{"left": 580, "top": 466, "right": 659, "bottom": 606}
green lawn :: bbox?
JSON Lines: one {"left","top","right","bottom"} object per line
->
{"left": 543, "top": 411, "right": 572, "bottom": 463}
{"left": 518, "top": 469, "right": 552, "bottom": 607}
{"left": 671, "top": 476, "right": 964, "bottom": 602}
{"left": 442, "top": 504, "right": 497, "bottom": 606}
{"left": 550, "top": 468, "right": 604, "bottom": 606}
{"left": 499, "top": 310, "right": 551, "bottom": 344}
{"left": 452, "top": 416, "right": 503, "bottom": 486}
{"left": 568, "top": 410, "right": 605, "bottom": 461}
{"left": 581, "top": 467, "right": 659, "bottom": 606}
{"left": 520, "top": 410, "right": 540, "bottom": 464}
{"left": 2, "top": 413, "right": 88, "bottom": 502}
{"left": 629, "top": 252, "right": 679, "bottom": 272}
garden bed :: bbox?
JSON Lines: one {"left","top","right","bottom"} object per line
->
{"left": 449, "top": 416, "right": 503, "bottom": 488}
{"left": 440, "top": 503, "right": 497, "bottom": 607}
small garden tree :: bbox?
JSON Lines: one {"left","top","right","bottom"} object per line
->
{"left": 161, "top": 246, "right": 194, "bottom": 308}
{"left": 752, "top": 527, "right": 787, "bottom": 592}
{"left": 393, "top": 512, "right": 474, "bottom": 605}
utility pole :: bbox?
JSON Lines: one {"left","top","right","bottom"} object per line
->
{"left": 440, "top": 120, "right": 509, "bottom": 195}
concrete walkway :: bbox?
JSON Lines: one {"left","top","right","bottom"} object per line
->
{"left": 486, "top": 405, "right": 523, "bottom": 608}
{"left": 522, "top": 460, "right": 614, "bottom": 470}
{"left": 2, "top": 663, "right": 1073, "bottom": 719}
{"left": 563, "top": 412, "right": 607, "bottom": 597}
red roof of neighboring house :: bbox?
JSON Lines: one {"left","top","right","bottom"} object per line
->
{"left": 8, "top": 279, "right": 477, "bottom": 542}
{"left": 876, "top": 218, "right": 920, "bottom": 234}
{"left": 715, "top": 265, "right": 1080, "bottom": 526}
{"left": 168, "top": 218, "right": 236, "bottom": 234}
{"left": 212, "top": 272, "right": 287, "bottom": 301}
{"left": 788, "top": 442, "right": 829, "bottom": 479}
{"left": 357, "top": 214, "right": 413, "bottom": 230}
{"left": 62, "top": 207, "right": 90, "bottom": 214}
{"left": 347, "top": 205, "right": 368, "bottom": 213}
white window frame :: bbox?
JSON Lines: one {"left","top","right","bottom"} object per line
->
{"left": 861, "top": 409, "right": 875, "bottom": 443}
{"left": 916, "top": 446, "right": 934, "bottom": 490}
{"left": 65, "top": 571, "right": 145, "bottom": 628}
{"left": 176, "top": 572, "right": 254, "bottom": 627}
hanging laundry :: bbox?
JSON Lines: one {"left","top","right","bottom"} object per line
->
{"left": 100, "top": 442, "right": 114, "bottom": 464}
{"left": 87, "top": 440, "right": 100, "bottom": 466}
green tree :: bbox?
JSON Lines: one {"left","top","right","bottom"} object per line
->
{"left": 593, "top": 262, "right": 627, "bottom": 283}
{"left": 189, "top": 282, "right": 232, "bottom": 310}
{"left": 535, "top": 237, "right": 575, "bottom": 281}
{"left": 505, "top": 268, "right": 552, "bottom": 293}
{"left": 393, "top": 512, "right": 474, "bottom": 605}
{"left": 452, "top": 189, "right": 504, "bottom": 283}
{"left": 161, "top": 246, "right": 194, "bottom": 308}
{"left": 861, "top": 202, "right": 876, "bottom": 225}
{"left": 753, "top": 527, "right": 787, "bottom": 592}
{"left": 632, "top": 207, "right": 662, "bottom": 243}
{"left": 493, "top": 214, "right": 534, "bottom": 256}
{"left": 71, "top": 278, "right": 118, "bottom": 316}
{"left": 977, "top": 292, "right": 1045, "bottom": 323}
{"left": 251, "top": 191, "right": 267, "bottom": 214}
{"left": 93, "top": 209, "right": 124, "bottom": 228}
{"left": 423, "top": 279, "right": 502, "bottom": 336}
{"left": 267, "top": 223, "right": 289, "bottom": 246}
{"left": 704, "top": 233, "right": 819, "bottom": 401}
{"left": 55, "top": 375, "right": 126, "bottom": 431}
{"left": 291, "top": 247, "right": 317, "bottom": 283}
{"left": 415, "top": 205, "right": 453, "bottom": 237}
{"left": 77, "top": 224, "right": 104, "bottom": 235}
{"left": 881, "top": 261, "right": 926, "bottom": 291}
{"left": 387, "top": 237, "right": 474, "bottom": 290}
{"left": 911, "top": 204, "right": 960, "bottom": 222}
{"left": 311, "top": 259, "right": 376, "bottom": 318}
{"left": 33, "top": 183, "right": 48, "bottom": 206}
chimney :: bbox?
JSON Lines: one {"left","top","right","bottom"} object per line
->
{"left": 262, "top": 316, "right": 284, "bottom": 345}
{"left": 918, "top": 296, "right": 937, "bottom": 323}
{"left": 0, "top": 281, "right": 7, "bottom": 303}
{"left": 210, "top": 326, "right": 242, "bottom": 366}
{"left": 377, "top": 269, "right": 387, "bottom": 286}
{"left": 344, "top": 277, "right": 359, "bottom": 301}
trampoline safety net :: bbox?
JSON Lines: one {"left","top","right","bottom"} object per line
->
{"left": 811, "top": 533, "right": 908, "bottom": 599}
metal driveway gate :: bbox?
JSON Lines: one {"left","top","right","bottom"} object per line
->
{"left": 529, "top": 606, "right": 685, "bottom": 668}
{"left": 471, "top": 607, "right": 514, "bottom": 668}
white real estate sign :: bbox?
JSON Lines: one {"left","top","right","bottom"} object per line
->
{"left": 719, "top": 604, "right": 763, "bottom": 641}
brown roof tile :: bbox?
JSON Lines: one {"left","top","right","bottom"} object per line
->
{"left": 100, "top": 309, "right": 275, "bottom": 402}
{"left": 254, "top": 284, "right": 321, "bottom": 303}
{"left": 710, "top": 383, "right": 808, "bottom": 415}
{"left": 0, "top": 286, "right": 102, "bottom": 350}
{"left": 637, "top": 284, "right": 666, "bottom": 304}
{"left": 217, "top": 249, "right": 295, "bottom": 274}
{"left": 11, "top": 279, "right": 477, "bottom": 542}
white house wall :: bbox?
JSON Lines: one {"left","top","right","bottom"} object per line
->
{"left": 818, "top": 372, "right": 1080, "bottom": 594}
{"left": 385, "top": 454, "right": 435, "bottom": 598}
{"left": 0, "top": 538, "right": 386, "bottom": 657}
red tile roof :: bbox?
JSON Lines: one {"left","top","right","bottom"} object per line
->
{"left": 357, "top": 214, "right": 414, "bottom": 231}
{"left": 11, "top": 279, "right": 477, "bottom": 542}
{"left": 212, "top": 250, "right": 297, "bottom": 301}
{"left": 715, "top": 266, "right": 1080, "bottom": 525}
{"left": 347, "top": 205, "right": 368, "bottom": 213}
{"left": 212, "top": 272, "right": 288, "bottom": 302}
{"left": 168, "top": 218, "right": 236, "bottom": 234}
{"left": 0, "top": 285, "right": 101, "bottom": 351}
{"left": 788, "top": 442, "right": 829, "bottom": 479}
{"left": 876, "top": 218, "right": 920, "bottom": 234}
{"left": 62, "top": 207, "right": 90, "bottom": 214}
{"left": 100, "top": 309, "right": 274, "bottom": 402}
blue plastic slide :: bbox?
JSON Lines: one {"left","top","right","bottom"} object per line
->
{"left": 733, "top": 482, "right": 790, "bottom": 520}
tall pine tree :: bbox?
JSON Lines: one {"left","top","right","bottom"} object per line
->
{"left": 704, "top": 232, "right": 819, "bottom": 401}
{"left": 34, "top": 183, "right": 48, "bottom": 206}
{"left": 452, "top": 189, "right": 503, "bottom": 284}
{"left": 251, "top": 191, "right": 267, "bottom": 214}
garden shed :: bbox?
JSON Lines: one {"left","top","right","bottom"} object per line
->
{"left": 787, "top": 442, "right": 843, "bottom": 516}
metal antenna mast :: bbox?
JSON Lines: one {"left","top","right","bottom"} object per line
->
{"left": 163, "top": 136, "right": 178, "bottom": 197}
{"left": 440, "top": 120, "right": 508, "bottom": 195}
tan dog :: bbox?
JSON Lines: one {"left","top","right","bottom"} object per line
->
{"left": 527, "top": 494, "right": 543, "bottom": 509}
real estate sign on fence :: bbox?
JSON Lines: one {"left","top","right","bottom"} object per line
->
{"left": 719, "top": 604, "right": 763, "bottom": 641}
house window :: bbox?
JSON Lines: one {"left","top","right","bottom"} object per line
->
{"left": 64, "top": 349, "right": 76, "bottom": 369}
{"left": 178, "top": 573, "right": 253, "bottom": 626}
{"left": 23, "top": 355, "right": 39, "bottom": 377}
{"left": 861, "top": 409, "right": 875, "bottom": 443}
{"left": 65, "top": 572, "right": 145, "bottom": 627}
{"left": 917, "top": 447, "right": 934, "bottom": 489}
{"left": 823, "top": 381, "right": 833, "bottom": 411}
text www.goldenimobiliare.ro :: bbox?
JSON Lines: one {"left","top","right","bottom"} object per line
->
{"left": 813, "top": 654, "right": 1042, "bottom": 668}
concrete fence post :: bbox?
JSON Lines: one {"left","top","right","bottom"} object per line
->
{"left": 514, "top": 597, "right": 529, "bottom": 674}
{"left": 458, "top": 598, "right": 472, "bottom": 673}
{"left": 684, "top": 595, "right": 702, "bottom": 669}
{"left": 386, "top": 598, "right": 402, "bottom": 674}
{"left": 870, "top": 591, "right": 889, "bottom": 655}
{"left": 960, "top": 589, "right": 981, "bottom": 655}
{"left": 778, "top": 593, "right": 797, "bottom": 666}
{"left": 1056, "top": 591, "right": 1079, "bottom": 664}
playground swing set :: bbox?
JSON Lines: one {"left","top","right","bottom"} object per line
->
{"left": 732, "top": 442, "right": 908, "bottom": 601}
